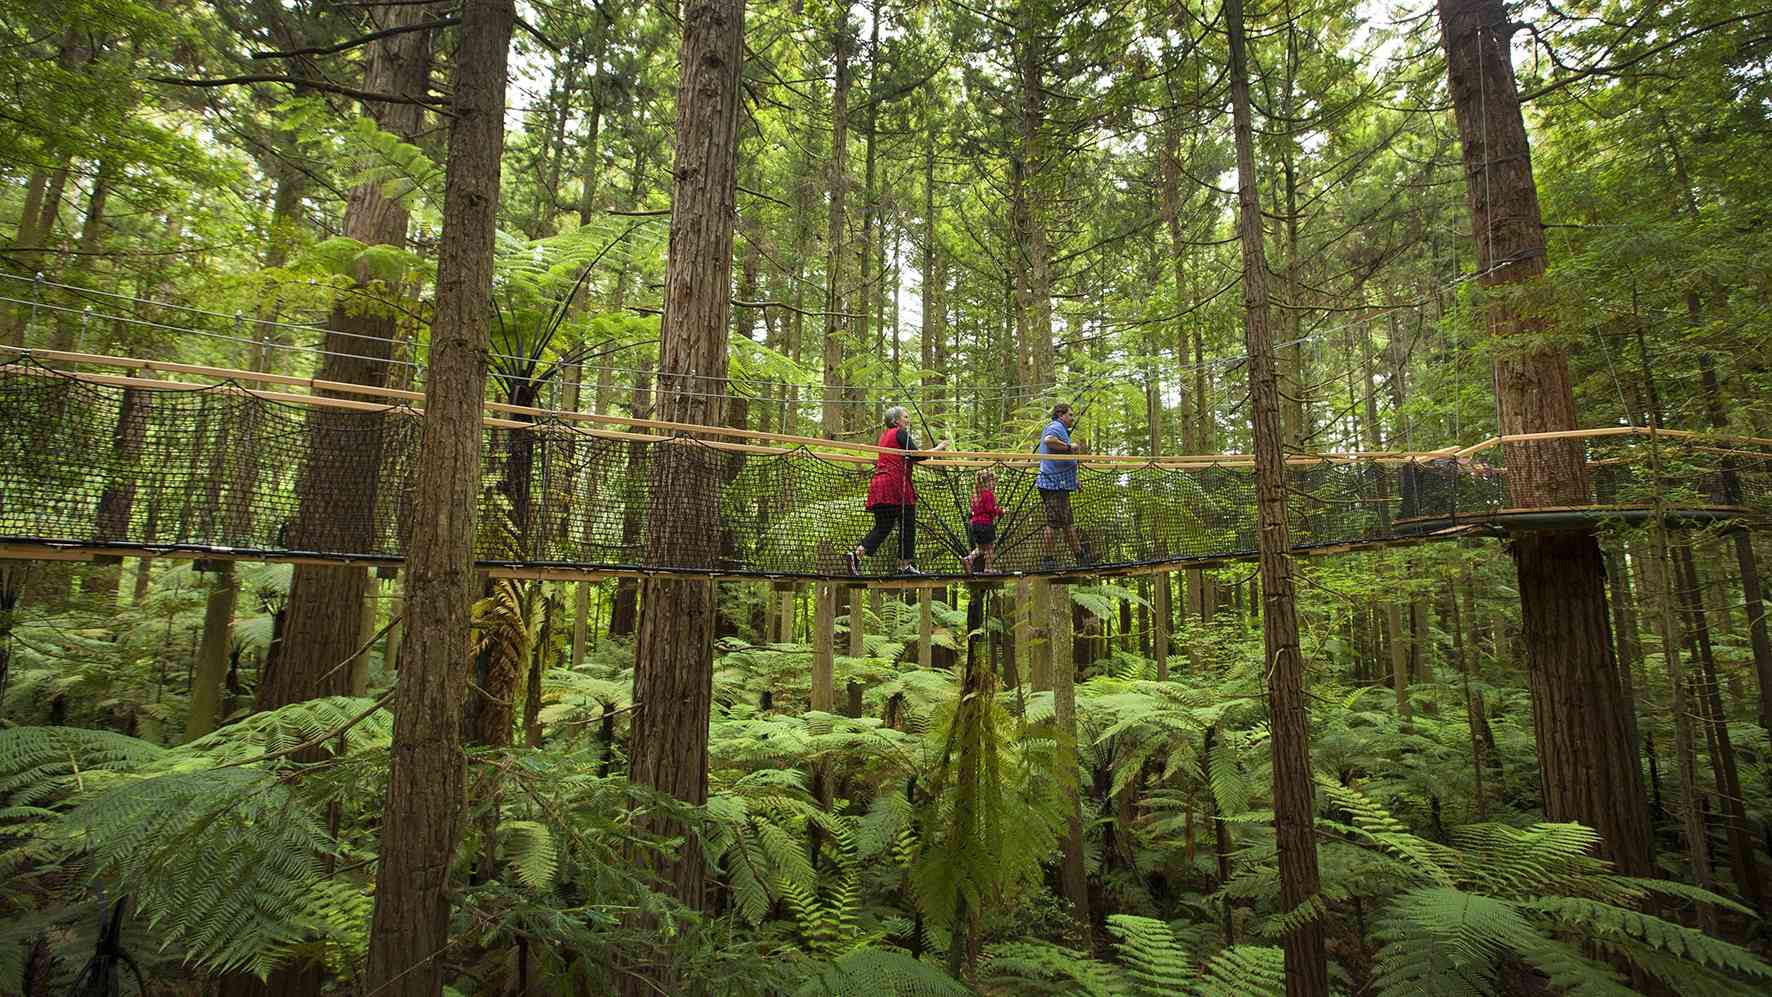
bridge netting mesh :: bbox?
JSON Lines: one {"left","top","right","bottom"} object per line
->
{"left": 1, "top": 356, "right": 1768, "bottom": 579}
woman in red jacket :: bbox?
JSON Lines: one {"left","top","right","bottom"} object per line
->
{"left": 848, "top": 406, "right": 948, "bottom": 575}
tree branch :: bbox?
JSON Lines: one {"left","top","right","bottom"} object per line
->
{"left": 513, "top": 14, "right": 562, "bottom": 53}
{"left": 149, "top": 74, "right": 452, "bottom": 109}
{"left": 250, "top": 17, "right": 460, "bottom": 60}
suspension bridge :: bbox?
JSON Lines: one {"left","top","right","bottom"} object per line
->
{"left": 1, "top": 346, "right": 1765, "bottom": 584}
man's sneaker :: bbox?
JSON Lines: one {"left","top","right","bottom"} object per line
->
{"left": 1039, "top": 556, "right": 1058, "bottom": 572}
{"left": 900, "top": 565, "right": 925, "bottom": 576}
{"left": 1079, "top": 547, "right": 1097, "bottom": 565}
{"left": 846, "top": 549, "right": 862, "bottom": 575}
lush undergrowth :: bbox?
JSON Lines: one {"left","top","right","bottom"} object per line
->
{"left": 4, "top": 550, "right": 1770, "bottom": 995}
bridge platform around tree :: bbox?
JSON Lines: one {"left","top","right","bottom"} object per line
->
{"left": 1, "top": 348, "right": 1768, "bottom": 584}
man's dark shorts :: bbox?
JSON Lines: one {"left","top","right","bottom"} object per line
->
{"left": 1039, "top": 487, "right": 1074, "bottom": 528}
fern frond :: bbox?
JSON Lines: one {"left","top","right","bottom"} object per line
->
{"left": 1195, "top": 944, "right": 1286, "bottom": 997}
{"left": 793, "top": 947, "right": 970, "bottom": 996}
{"left": 1105, "top": 914, "right": 1192, "bottom": 995}
{"left": 66, "top": 767, "right": 343, "bottom": 975}
{"left": 501, "top": 820, "right": 560, "bottom": 892}
{"left": 1526, "top": 896, "right": 1772, "bottom": 982}
{"left": 979, "top": 940, "right": 1121, "bottom": 997}
{"left": 0, "top": 727, "right": 170, "bottom": 804}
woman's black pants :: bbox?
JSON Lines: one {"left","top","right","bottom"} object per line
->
{"left": 859, "top": 504, "right": 916, "bottom": 561}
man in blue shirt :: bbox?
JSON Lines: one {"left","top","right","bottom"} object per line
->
{"left": 1037, "top": 403, "right": 1093, "bottom": 568}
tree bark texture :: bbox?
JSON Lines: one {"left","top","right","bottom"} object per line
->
{"left": 363, "top": 2, "right": 513, "bottom": 994}
{"left": 274, "top": 3, "right": 434, "bottom": 715}
{"left": 821, "top": 8, "right": 851, "bottom": 439}
{"left": 1436, "top": 0, "right": 1652, "bottom": 877}
{"left": 1699, "top": 355, "right": 1772, "bottom": 740}
{"left": 622, "top": 4, "right": 746, "bottom": 984}
{"left": 1014, "top": 14, "right": 1056, "bottom": 395}
{"left": 1226, "top": 0, "right": 1328, "bottom": 991}
{"left": 1049, "top": 581, "right": 1091, "bottom": 944}
{"left": 1675, "top": 544, "right": 1764, "bottom": 912}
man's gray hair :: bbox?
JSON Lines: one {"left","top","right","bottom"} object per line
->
{"left": 883, "top": 405, "right": 909, "bottom": 428}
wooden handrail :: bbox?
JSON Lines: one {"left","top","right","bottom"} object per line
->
{"left": 9, "top": 347, "right": 1772, "bottom": 466}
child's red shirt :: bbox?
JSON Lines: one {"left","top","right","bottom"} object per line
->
{"left": 969, "top": 488, "right": 1000, "bottom": 526}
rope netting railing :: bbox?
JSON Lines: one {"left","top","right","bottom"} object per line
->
{"left": 1, "top": 354, "right": 1768, "bottom": 580}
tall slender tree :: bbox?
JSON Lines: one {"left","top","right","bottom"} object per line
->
{"left": 1226, "top": 0, "right": 1328, "bottom": 991}
{"left": 262, "top": 2, "right": 434, "bottom": 713}
{"left": 1435, "top": 0, "right": 1653, "bottom": 876}
{"left": 621, "top": 3, "right": 746, "bottom": 994}
{"left": 363, "top": 1, "right": 515, "bottom": 993}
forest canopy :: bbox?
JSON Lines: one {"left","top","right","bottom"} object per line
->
{"left": 2, "top": 0, "right": 1771, "bottom": 994}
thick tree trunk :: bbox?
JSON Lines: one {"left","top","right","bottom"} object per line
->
{"left": 921, "top": 126, "right": 945, "bottom": 416}
{"left": 821, "top": 8, "right": 851, "bottom": 439}
{"left": 858, "top": 0, "right": 882, "bottom": 366}
{"left": 1436, "top": 0, "right": 1652, "bottom": 877}
{"left": 1454, "top": 570, "right": 1488, "bottom": 818}
{"left": 183, "top": 565, "right": 239, "bottom": 742}
{"left": 363, "top": 2, "right": 513, "bottom": 994}
{"left": 1049, "top": 581, "right": 1091, "bottom": 944}
{"left": 49, "top": 163, "right": 112, "bottom": 354}
{"left": 1161, "top": 125, "right": 1197, "bottom": 453}
{"left": 1644, "top": 525, "right": 1719, "bottom": 926}
{"left": 621, "top": 4, "right": 745, "bottom": 992}
{"left": 1015, "top": 16, "right": 1056, "bottom": 395}
{"left": 273, "top": 3, "right": 434, "bottom": 717}
{"left": 1675, "top": 545, "right": 1764, "bottom": 912}
{"left": 189, "top": 338, "right": 278, "bottom": 740}
{"left": 1698, "top": 355, "right": 1772, "bottom": 742}
{"left": 85, "top": 385, "right": 148, "bottom": 601}
{"left": 1226, "top": 0, "right": 1327, "bottom": 990}
{"left": 609, "top": 367, "right": 654, "bottom": 638}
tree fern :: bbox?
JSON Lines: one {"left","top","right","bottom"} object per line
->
{"left": 1104, "top": 914, "right": 1192, "bottom": 995}
{"left": 66, "top": 767, "right": 346, "bottom": 977}
{"left": 792, "top": 947, "right": 970, "bottom": 996}
{"left": 500, "top": 820, "right": 560, "bottom": 892}
{"left": 978, "top": 940, "right": 1122, "bottom": 996}
{"left": 0, "top": 727, "right": 169, "bottom": 805}
{"left": 180, "top": 695, "right": 392, "bottom": 766}
{"left": 1527, "top": 896, "right": 1772, "bottom": 985}
{"left": 1194, "top": 944, "right": 1287, "bottom": 997}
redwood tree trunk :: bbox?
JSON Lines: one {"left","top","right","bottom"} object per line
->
{"left": 1435, "top": 0, "right": 1652, "bottom": 877}
{"left": 1226, "top": 0, "right": 1328, "bottom": 991}
{"left": 1699, "top": 355, "right": 1772, "bottom": 744}
{"left": 270, "top": 3, "right": 433, "bottom": 714}
{"left": 621, "top": 3, "right": 745, "bottom": 993}
{"left": 821, "top": 7, "right": 850, "bottom": 439}
{"left": 363, "top": 1, "right": 513, "bottom": 994}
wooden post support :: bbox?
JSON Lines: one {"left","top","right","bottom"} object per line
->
{"left": 1030, "top": 577, "right": 1053, "bottom": 692}
{"left": 1154, "top": 569, "right": 1172, "bottom": 682}
{"left": 779, "top": 584, "right": 797, "bottom": 643}
{"left": 386, "top": 583, "right": 405, "bottom": 673}
{"left": 762, "top": 580, "right": 777, "bottom": 644}
{"left": 349, "top": 581, "right": 377, "bottom": 696}
{"left": 847, "top": 584, "right": 869, "bottom": 716}
{"left": 571, "top": 581, "right": 589, "bottom": 667}
{"left": 1013, "top": 577, "right": 1031, "bottom": 687}
{"left": 812, "top": 582, "right": 835, "bottom": 712}
{"left": 918, "top": 587, "right": 933, "bottom": 668}
{"left": 848, "top": 584, "right": 867, "bottom": 658}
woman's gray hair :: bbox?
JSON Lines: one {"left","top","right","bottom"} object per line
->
{"left": 883, "top": 405, "right": 909, "bottom": 428}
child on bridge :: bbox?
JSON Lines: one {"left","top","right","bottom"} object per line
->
{"left": 962, "top": 469, "right": 1000, "bottom": 574}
